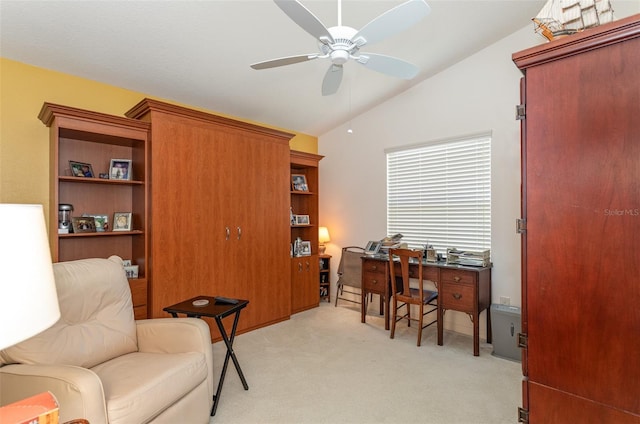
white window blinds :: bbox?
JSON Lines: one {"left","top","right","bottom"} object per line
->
{"left": 386, "top": 133, "right": 491, "bottom": 253}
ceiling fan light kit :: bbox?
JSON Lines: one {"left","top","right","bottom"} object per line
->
{"left": 250, "top": 0, "right": 430, "bottom": 96}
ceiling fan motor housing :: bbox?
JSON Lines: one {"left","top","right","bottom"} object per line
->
{"left": 322, "top": 26, "right": 359, "bottom": 65}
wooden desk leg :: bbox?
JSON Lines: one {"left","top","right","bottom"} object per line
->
{"left": 437, "top": 307, "right": 444, "bottom": 346}
{"left": 361, "top": 290, "right": 366, "bottom": 323}
{"left": 473, "top": 312, "right": 480, "bottom": 357}
{"left": 384, "top": 294, "right": 390, "bottom": 331}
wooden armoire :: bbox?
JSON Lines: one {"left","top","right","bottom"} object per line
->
{"left": 513, "top": 15, "right": 640, "bottom": 423}
{"left": 126, "top": 99, "right": 294, "bottom": 340}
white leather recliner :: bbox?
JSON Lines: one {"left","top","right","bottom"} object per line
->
{"left": 0, "top": 256, "right": 214, "bottom": 424}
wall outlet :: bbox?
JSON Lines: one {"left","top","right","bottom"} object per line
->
{"left": 500, "top": 296, "right": 511, "bottom": 306}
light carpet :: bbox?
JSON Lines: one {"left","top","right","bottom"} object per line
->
{"left": 209, "top": 301, "right": 521, "bottom": 424}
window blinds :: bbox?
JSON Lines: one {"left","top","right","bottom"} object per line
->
{"left": 386, "top": 133, "right": 491, "bottom": 253}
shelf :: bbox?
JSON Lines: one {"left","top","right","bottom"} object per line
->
{"left": 59, "top": 230, "right": 144, "bottom": 238}
{"left": 59, "top": 176, "right": 144, "bottom": 185}
{"left": 290, "top": 191, "right": 315, "bottom": 196}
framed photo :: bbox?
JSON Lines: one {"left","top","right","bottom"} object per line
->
{"left": 69, "top": 161, "right": 94, "bottom": 178}
{"left": 82, "top": 214, "right": 109, "bottom": 232}
{"left": 113, "top": 212, "right": 132, "bottom": 231}
{"left": 300, "top": 241, "right": 312, "bottom": 256}
{"left": 110, "top": 159, "right": 132, "bottom": 181}
{"left": 71, "top": 216, "right": 96, "bottom": 233}
{"left": 294, "top": 214, "right": 310, "bottom": 226}
{"left": 124, "top": 265, "right": 139, "bottom": 279}
{"left": 291, "top": 174, "right": 308, "bottom": 192}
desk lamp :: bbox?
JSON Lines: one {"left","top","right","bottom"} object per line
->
{"left": 318, "top": 226, "right": 330, "bottom": 255}
{"left": 0, "top": 204, "right": 60, "bottom": 350}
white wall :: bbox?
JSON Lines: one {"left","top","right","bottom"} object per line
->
{"left": 318, "top": 24, "right": 543, "bottom": 337}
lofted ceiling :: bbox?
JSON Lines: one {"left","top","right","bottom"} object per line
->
{"left": 0, "top": 0, "right": 579, "bottom": 135}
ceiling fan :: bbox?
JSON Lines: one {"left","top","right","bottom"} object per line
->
{"left": 250, "top": 0, "right": 431, "bottom": 96}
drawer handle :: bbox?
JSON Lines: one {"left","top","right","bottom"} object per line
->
{"left": 454, "top": 276, "right": 461, "bottom": 282}
{"left": 452, "top": 293, "right": 462, "bottom": 300}
{"left": 371, "top": 265, "right": 378, "bottom": 271}
{"left": 372, "top": 279, "right": 378, "bottom": 285}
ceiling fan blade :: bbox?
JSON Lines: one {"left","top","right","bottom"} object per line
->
{"left": 322, "top": 64, "right": 343, "bottom": 96}
{"left": 274, "top": 0, "right": 334, "bottom": 44}
{"left": 352, "top": 0, "right": 430, "bottom": 47}
{"left": 356, "top": 53, "right": 419, "bottom": 79}
{"left": 251, "top": 54, "right": 319, "bottom": 70}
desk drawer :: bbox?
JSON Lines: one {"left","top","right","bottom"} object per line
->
{"left": 363, "top": 260, "right": 386, "bottom": 275}
{"left": 363, "top": 271, "right": 386, "bottom": 293}
{"left": 440, "top": 268, "right": 475, "bottom": 285}
{"left": 441, "top": 283, "right": 475, "bottom": 312}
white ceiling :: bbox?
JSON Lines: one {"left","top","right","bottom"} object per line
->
{"left": 2, "top": 0, "right": 566, "bottom": 135}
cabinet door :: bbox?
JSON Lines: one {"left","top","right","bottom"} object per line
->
{"left": 523, "top": 33, "right": 640, "bottom": 420}
{"left": 147, "top": 114, "right": 291, "bottom": 336}
{"left": 291, "top": 255, "right": 319, "bottom": 313}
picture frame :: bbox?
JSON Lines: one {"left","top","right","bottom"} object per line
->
{"left": 294, "top": 214, "right": 310, "bottom": 226}
{"left": 113, "top": 212, "right": 132, "bottom": 231}
{"left": 82, "top": 214, "right": 109, "bottom": 232}
{"left": 110, "top": 159, "right": 132, "bottom": 181}
{"left": 291, "top": 174, "right": 308, "bottom": 192}
{"left": 300, "top": 241, "right": 312, "bottom": 256}
{"left": 71, "top": 216, "right": 96, "bottom": 233}
{"left": 69, "top": 161, "right": 94, "bottom": 178}
{"left": 124, "top": 265, "right": 139, "bottom": 279}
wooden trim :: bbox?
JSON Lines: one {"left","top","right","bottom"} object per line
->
{"left": 38, "top": 102, "right": 150, "bottom": 131}
{"left": 125, "top": 98, "right": 294, "bottom": 143}
{"left": 290, "top": 150, "right": 324, "bottom": 167}
{"left": 513, "top": 14, "right": 640, "bottom": 71}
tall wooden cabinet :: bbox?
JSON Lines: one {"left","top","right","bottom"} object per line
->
{"left": 125, "top": 99, "right": 293, "bottom": 339}
{"left": 290, "top": 151, "right": 323, "bottom": 313}
{"left": 513, "top": 16, "right": 640, "bottom": 423}
{"left": 39, "top": 103, "right": 150, "bottom": 319}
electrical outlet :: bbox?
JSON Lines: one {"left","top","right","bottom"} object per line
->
{"left": 500, "top": 296, "right": 510, "bottom": 306}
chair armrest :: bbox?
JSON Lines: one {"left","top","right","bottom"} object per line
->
{"left": 0, "top": 364, "right": 107, "bottom": 424}
{"left": 136, "top": 318, "right": 211, "bottom": 354}
{"left": 136, "top": 318, "right": 214, "bottom": 397}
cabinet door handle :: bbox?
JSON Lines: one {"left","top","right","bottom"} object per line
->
{"left": 306, "top": 261, "right": 310, "bottom": 271}
{"left": 452, "top": 293, "right": 462, "bottom": 300}
{"left": 298, "top": 262, "right": 303, "bottom": 272}
{"left": 237, "top": 226, "right": 242, "bottom": 240}
{"left": 225, "top": 227, "right": 230, "bottom": 240}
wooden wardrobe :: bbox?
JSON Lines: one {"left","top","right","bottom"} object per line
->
{"left": 126, "top": 99, "right": 293, "bottom": 339}
{"left": 513, "top": 15, "right": 640, "bottom": 423}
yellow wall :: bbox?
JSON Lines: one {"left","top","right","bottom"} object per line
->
{"left": 0, "top": 58, "right": 317, "bottom": 227}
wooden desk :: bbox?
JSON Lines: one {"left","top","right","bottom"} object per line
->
{"left": 361, "top": 256, "right": 492, "bottom": 356}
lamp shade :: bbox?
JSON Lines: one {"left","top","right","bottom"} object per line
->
{"left": 318, "top": 226, "right": 331, "bottom": 244}
{"left": 0, "top": 204, "right": 60, "bottom": 350}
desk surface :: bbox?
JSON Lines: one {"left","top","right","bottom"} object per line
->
{"left": 364, "top": 254, "right": 492, "bottom": 271}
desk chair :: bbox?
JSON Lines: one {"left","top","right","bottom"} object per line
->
{"left": 388, "top": 248, "right": 438, "bottom": 346}
{"left": 335, "top": 246, "right": 366, "bottom": 307}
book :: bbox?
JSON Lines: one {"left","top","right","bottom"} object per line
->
{"left": 0, "top": 391, "right": 59, "bottom": 424}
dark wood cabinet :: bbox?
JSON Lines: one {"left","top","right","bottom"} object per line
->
{"left": 513, "top": 15, "right": 640, "bottom": 423}
{"left": 319, "top": 254, "right": 331, "bottom": 302}
{"left": 126, "top": 99, "right": 293, "bottom": 339}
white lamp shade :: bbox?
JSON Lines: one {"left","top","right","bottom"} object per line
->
{"left": 0, "top": 204, "right": 60, "bottom": 350}
{"left": 318, "top": 226, "right": 331, "bottom": 244}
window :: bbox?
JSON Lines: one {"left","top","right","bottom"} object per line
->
{"left": 386, "top": 132, "right": 491, "bottom": 253}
